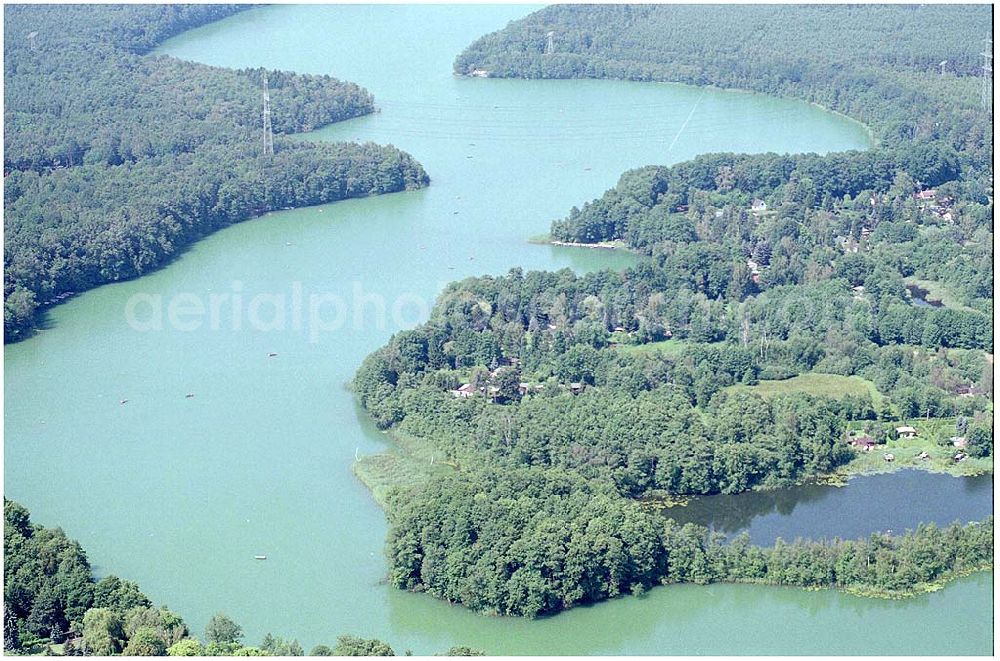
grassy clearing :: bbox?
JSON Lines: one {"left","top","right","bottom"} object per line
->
{"left": 839, "top": 416, "right": 992, "bottom": 478}
{"left": 726, "top": 373, "right": 883, "bottom": 403}
{"left": 615, "top": 338, "right": 687, "bottom": 357}
{"left": 904, "top": 277, "right": 973, "bottom": 312}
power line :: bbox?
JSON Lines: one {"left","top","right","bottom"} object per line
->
{"left": 667, "top": 89, "right": 707, "bottom": 152}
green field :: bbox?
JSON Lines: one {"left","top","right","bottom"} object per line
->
{"left": 726, "top": 373, "right": 883, "bottom": 403}
{"left": 904, "top": 277, "right": 973, "bottom": 312}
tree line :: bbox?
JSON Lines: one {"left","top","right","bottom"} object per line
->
{"left": 4, "top": 5, "right": 429, "bottom": 341}
{"left": 455, "top": 5, "right": 992, "bottom": 169}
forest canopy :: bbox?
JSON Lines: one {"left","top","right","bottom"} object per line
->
{"left": 3, "top": 5, "right": 429, "bottom": 340}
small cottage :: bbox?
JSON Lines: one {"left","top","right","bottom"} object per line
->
{"left": 751, "top": 199, "right": 768, "bottom": 214}
{"left": 951, "top": 436, "right": 968, "bottom": 449}
{"left": 895, "top": 426, "right": 918, "bottom": 440}
{"left": 955, "top": 385, "right": 975, "bottom": 397}
{"left": 850, "top": 436, "right": 877, "bottom": 452}
{"left": 451, "top": 383, "right": 476, "bottom": 399}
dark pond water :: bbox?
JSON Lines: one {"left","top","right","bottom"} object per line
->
{"left": 664, "top": 470, "right": 993, "bottom": 544}
{"left": 906, "top": 284, "right": 944, "bottom": 308}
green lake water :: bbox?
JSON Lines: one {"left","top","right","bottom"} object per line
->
{"left": 4, "top": 5, "right": 992, "bottom": 654}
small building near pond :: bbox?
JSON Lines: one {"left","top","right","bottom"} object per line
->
{"left": 451, "top": 383, "right": 476, "bottom": 399}
{"left": 850, "top": 436, "right": 877, "bottom": 452}
{"left": 955, "top": 384, "right": 975, "bottom": 397}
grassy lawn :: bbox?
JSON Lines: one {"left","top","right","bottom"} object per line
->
{"left": 904, "top": 277, "right": 973, "bottom": 312}
{"left": 726, "top": 373, "right": 884, "bottom": 403}
{"left": 839, "top": 416, "right": 992, "bottom": 478}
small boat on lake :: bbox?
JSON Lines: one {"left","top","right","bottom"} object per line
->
{"left": 254, "top": 555, "right": 267, "bottom": 560}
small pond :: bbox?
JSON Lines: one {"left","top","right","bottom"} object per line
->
{"left": 662, "top": 469, "right": 993, "bottom": 544}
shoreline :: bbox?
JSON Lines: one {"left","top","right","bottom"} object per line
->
{"left": 836, "top": 437, "right": 993, "bottom": 480}
{"left": 354, "top": 428, "right": 992, "bottom": 611}
{"left": 458, "top": 71, "right": 877, "bottom": 150}
{"left": 529, "top": 236, "right": 631, "bottom": 251}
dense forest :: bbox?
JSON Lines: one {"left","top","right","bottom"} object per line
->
{"left": 3, "top": 500, "right": 484, "bottom": 656}
{"left": 455, "top": 5, "right": 992, "bottom": 168}
{"left": 355, "top": 4, "right": 995, "bottom": 617}
{"left": 4, "top": 5, "right": 429, "bottom": 341}
{"left": 355, "top": 258, "right": 994, "bottom": 615}
{"left": 387, "top": 469, "right": 992, "bottom": 616}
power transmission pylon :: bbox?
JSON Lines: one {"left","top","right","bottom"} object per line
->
{"left": 27, "top": 31, "right": 38, "bottom": 51}
{"left": 262, "top": 75, "right": 274, "bottom": 157}
{"left": 259, "top": 73, "right": 274, "bottom": 212}
{"left": 982, "top": 40, "right": 993, "bottom": 112}
{"left": 545, "top": 31, "right": 554, "bottom": 55}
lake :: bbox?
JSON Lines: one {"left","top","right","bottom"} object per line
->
{"left": 4, "top": 5, "right": 991, "bottom": 655}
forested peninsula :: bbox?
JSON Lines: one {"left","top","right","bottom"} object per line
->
{"left": 355, "top": 5, "right": 994, "bottom": 617}
{"left": 4, "top": 5, "right": 428, "bottom": 341}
